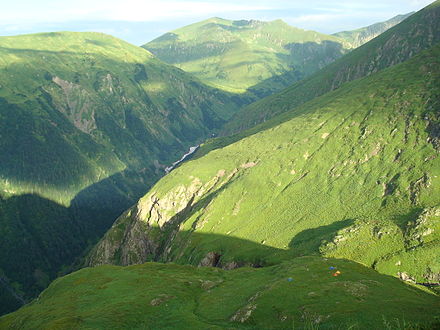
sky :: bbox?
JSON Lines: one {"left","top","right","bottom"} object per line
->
{"left": 0, "top": 0, "right": 434, "bottom": 45}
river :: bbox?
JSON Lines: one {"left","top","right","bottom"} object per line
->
{"left": 165, "top": 145, "right": 200, "bottom": 174}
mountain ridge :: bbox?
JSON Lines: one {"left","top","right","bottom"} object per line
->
{"left": 144, "top": 17, "right": 351, "bottom": 96}
{"left": 87, "top": 39, "right": 440, "bottom": 290}
{"left": 0, "top": 2, "right": 439, "bottom": 324}
{"left": 0, "top": 30, "right": 245, "bottom": 314}
{"left": 222, "top": 2, "right": 440, "bottom": 134}
{"left": 333, "top": 12, "right": 413, "bottom": 47}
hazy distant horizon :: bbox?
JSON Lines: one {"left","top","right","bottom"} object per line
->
{"left": 0, "top": 0, "right": 434, "bottom": 45}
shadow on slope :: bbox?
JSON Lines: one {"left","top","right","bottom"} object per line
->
{"left": 0, "top": 169, "right": 153, "bottom": 315}
{"left": 237, "top": 40, "right": 347, "bottom": 98}
{"left": 249, "top": 40, "right": 347, "bottom": 98}
{"left": 289, "top": 219, "right": 355, "bottom": 256}
{"left": 2, "top": 237, "right": 440, "bottom": 329}
{"left": 222, "top": 3, "right": 440, "bottom": 135}
{"left": 193, "top": 43, "right": 440, "bottom": 164}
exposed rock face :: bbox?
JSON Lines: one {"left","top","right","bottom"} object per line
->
{"left": 150, "top": 294, "right": 175, "bottom": 306}
{"left": 230, "top": 292, "right": 261, "bottom": 322}
{"left": 199, "top": 252, "right": 221, "bottom": 267}
{"left": 85, "top": 152, "right": 265, "bottom": 268}
{"left": 405, "top": 206, "right": 439, "bottom": 248}
{"left": 222, "top": 261, "right": 240, "bottom": 270}
{"left": 86, "top": 208, "right": 157, "bottom": 266}
{"left": 51, "top": 76, "right": 97, "bottom": 134}
{"left": 398, "top": 272, "right": 416, "bottom": 283}
{"left": 424, "top": 268, "right": 440, "bottom": 283}
{"left": 86, "top": 167, "right": 245, "bottom": 267}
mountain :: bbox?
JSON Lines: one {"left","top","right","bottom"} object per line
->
{"left": 5, "top": 40, "right": 439, "bottom": 325}
{"left": 333, "top": 13, "right": 413, "bottom": 48}
{"left": 143, "top": 18, "right": 352, "bottom": 97}
{"left": 223, "top": 2, "right": 440, "bottom": 134}
{"left": 0, "top": 31, "right": 245, "bottom": 314}
{"left": 1, "top": 257, "right": 439, "bottom": 329}
{"left": 89, "top": 23, "right": 440, "bottom": 288}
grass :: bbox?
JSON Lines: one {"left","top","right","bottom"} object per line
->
{"left": 333, "top": 13, "right": 412, "bottom": 48}
{"left": 89, "top": 43, "right": 440, "bottom": 290}
{"left": 1, "top": 256, "right": 439, "bottom": 329}
{"left": 0, "top": 31, "right": 246, "bottom": 314}
{"left": 222, "top": 2, "right": 440, "bottom": 134}
{"left": 144, "top": 18, "right": 352, "bottom": 97}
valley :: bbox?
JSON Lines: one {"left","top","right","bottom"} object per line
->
{"left": 0, "top": 1, "right": 439, "bottom": 328}
{"left": 0, "top": 31, "right": 245, "bottom": 314}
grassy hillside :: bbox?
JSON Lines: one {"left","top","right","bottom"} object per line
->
{"left": 333, "top": 13, "right": 413, "bottom": 48}
{"left": 144, "top": 18, "right": 351, "bottom": 96}
{"left": 1, "top": 256, "right": 439, "bottom": 329}
{"left": 0, "top": 31, "right": 244, "bottom": 314}
{"left": 88, "top": 41, "right": 440, "bottom": 296}
{"left": 223, "top": 1, "right": 440, "bottom": 134}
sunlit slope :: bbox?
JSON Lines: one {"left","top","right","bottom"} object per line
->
{"left": 2, "top": 257, "right": 439, "bottom": 329}
{"left": 0, "top": 31, "right": 243, "bottom": 314}
{"left": 333, "top": 13, "right": 413, "bottom": 48}
{"left": 0, "top": 31, "right": 242, "bottom": 204}
{"left": 144, "top": 18, "right": 351, "bottom": 96}
{"left": 89, "top": 44, "right": 440, "bottom": 288}
{"left": 223, "top": 1, "right": 440, "bottom": 134}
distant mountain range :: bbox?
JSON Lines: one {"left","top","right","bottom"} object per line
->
{"left": 333, "top": 13, "right": 414, "bottom": 47}
{"left": 223, "top": 5, "right": 440, "bottom": 134}
{"left": 144, "top": 14, "right": 410, "bottom": 97}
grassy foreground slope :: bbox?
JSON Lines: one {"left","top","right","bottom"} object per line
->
{"left": 0, "top": 32, "right": 243, "bottom": 313}
{"left": 144, "top": 18, "right": 351, "bottom": 96}
{"left": 223, "top": 1, "right": 440, "bottom": 134}
{"left": 88, "top": 43, "right": 440, "bottom": 289}
{"left": 1, "top": 257, "right": 439, "bottom": 329}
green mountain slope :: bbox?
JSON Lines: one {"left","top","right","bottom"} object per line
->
{"left": 0, "top": 31, "right": 244, "bottom": 314}
{"left": 144, "top": 18, "right": 351, "bottom": 96}
{"left": 223, "top": 1, "right": 440, "bottom": 134}
{"left": 87, "top": 41, "right": 440, "bottom": 293}
{"left": 1, "top": 257, "right": 439, "bottom": 329}
{"left": 333, "top": 13, "right": 413, "bottom": 48}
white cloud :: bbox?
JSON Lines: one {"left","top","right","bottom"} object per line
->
{"left": 104, "top": 1, "right": 272, "bottom": 21}
{"left": 0, "top": 0, "right": 433, "bottom": 25}
{"left": 288, "top": 13, "right": 345, "bottom": 24}
{"left": 0, "top": 0, "right": 435, "bottom": 43}
{"left": 0, "top": 0, "right": 272, "bottom": 24}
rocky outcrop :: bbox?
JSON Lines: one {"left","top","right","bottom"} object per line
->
{"left": 86, "top": 208, "right": 157, "bottom": 266}
{"left": 398, "top": 272, "right": 416, "bottom": 283}
{"left": 405, "top": 206, "right": 439, "bottom": 249}
{"left": 86, "top": 167, "right": 248, "bottom": 267}
{"left": 51, "top": 76, "right": 97, "bottom": 134}
{"left": 199, "top": 252, "right": 221, "bottom": 267}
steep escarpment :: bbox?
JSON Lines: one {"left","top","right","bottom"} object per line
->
{"left": 88, "top": 43, "right": 440, "bottom": 289}
{"left": 88, "top": 166, "right": 254, "bottom": 267}
{"left": 0, "top": 31, "right": 244, "bottom": 314}
{"left": 223, "top": 2, "right": 440, "bottom": 134}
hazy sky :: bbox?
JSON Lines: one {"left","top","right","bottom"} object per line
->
{"left": 0, "top": 0, "right": 434, "bottom": 45}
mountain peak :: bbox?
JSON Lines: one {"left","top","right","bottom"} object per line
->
{"left": 145, "top": 16, "right": 348, "bottom": 94}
